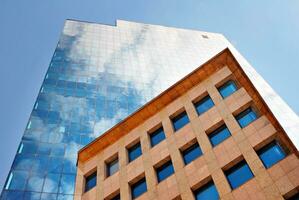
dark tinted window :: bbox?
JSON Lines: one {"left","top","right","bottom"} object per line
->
{"left": 172, "top": 111, "right": 190, "bottom": 131}
{"left": 218, "top": 80, "right": 238, "bottom": 98}
{"left": 131, "top": 178, "right": 147, "bottom": 199}
{"left": 193, "top": 181, "right": 219, "bottom": 200}
{"left": 235, "top": 107, "right": 257, "bottom": 128}
{"left": 257, "top": 141, "right": 286, "bottom": 169}
{"left": 85, "top": 171, "right": 97, "bottom": 192}
{"left": 208, "top": 125, "right": 231, "bottom": 147}
{"left": 225, "top": 160, "right": 254, "bottom": 189}
{"left": 111, "top": 194, "right": 120, "bottom": 200}
{"left": 149, "top": 127, "right": 166, "bottom": 147}
{"left": 194, "top": 95, "right": 214, "bottom": 115}
{"left": 156, "top": 160, "right": 175, "bottom": 182}
{"left": 128, "top": 142, "right": 142, "bottom": 162}
{"left": 182, "top": 143, "right": 203, "bottom": 165}
{"left": 106, "top": 158, "right": 119, "bottom": 177}
{"left": 287, "top": 192, "right": 299, "bottom": 200}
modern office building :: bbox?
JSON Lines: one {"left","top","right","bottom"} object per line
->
{"left": 75, "top": 49, "right": 299, "bottom": 200}
{"left": 1, "top": 19, "right": 299, "bottom": 200}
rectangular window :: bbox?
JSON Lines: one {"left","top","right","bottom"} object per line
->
{"left": 218, "top": 80, "right": 238, "bottom": 98}
{"left": 181, "top": 143, "right": 203, "bottom": 165}
{"left": 85, "top": 171, "right": 97, "bottom": 192}
{"left": 224, "top": 160, "right": 254, "bottom": 189}
{"left": 171, "top": 111, "right": 190, "bottom": 131}
{"left": 257, "top": 141, "right": 287, "bottom": 169}
{"left": 235, "top": 107, "right": 258, "bottom": 128}
{"left": 110, "top": 194, "right": 120, "bottom": 200}
{"left": 208, "top": 124, "right": 231, "bottom": 147}
{"left": 149, "top": 126, "right": 166, "bottom": 147}
{"left": 131, "top": 177, "right": 147, "bottom": 199}
{"left": 193, "top": 181, "right": 219, "bottom": 200}
{"left": 194, "top": 95, "right": 214, "bottom": 115}
{"left": 106, "top": 157, "right": 119, "bottom": 177}
{"left": 156, "top": 160, "right": 175, "bottom": 182}
{"left": 128, "top": 142, "right": 142, "bottom": 163}
{"left": 286, "top": 193, "right": 299, "bottom": 200}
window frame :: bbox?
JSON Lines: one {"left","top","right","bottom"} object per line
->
{"left": 149, "top": 125, "right": 166, "bottom": 147}
{"left": 181, "top": 142, "right": 203, "bottom": 165}
{"left": 155, "top": 160, "right": 175, "bottom": 183}
{"left": 224, "top": 159, "right": 254, "bottom": 189}
{"left": 127, "top": 141, "right": 142, "bottom": 163}
{"left": 235, "top": 107, "right": 258, "bottom": 128}
{"left": 193, "top": 94, "right": 215, "bottom": 115}
{"left": 84, "top": 170, "right": 97, "bottom": 193}
{"left": 218, "top": 80, "right": 238, "bottom": 99}
{"left": 193, "top": 180, "right": 219, "bottom": 200}
{"left": 257, "top": 140, "right": 287, "bottom": 169}
{"left": 171, "top": 110, "right": 190, "bottom": 132}
{"left": 207, "top": 124, "right": 231, "bottom": 147}
{"left": 106, "top": 156, "right": 119, "bottom": 177}
{"left": 130, "top": 177, "right": 147, "bottom": 199}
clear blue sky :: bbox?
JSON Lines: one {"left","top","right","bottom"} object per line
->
{"left": 0, "top": 0, "right": 298, "bottom": 190}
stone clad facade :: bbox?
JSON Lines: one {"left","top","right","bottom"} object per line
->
{"left": 75, "top": 49, "right": 299, "bottom": 200}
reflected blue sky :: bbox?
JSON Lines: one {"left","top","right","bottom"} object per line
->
{"left": 0, "top": 1, "right": 299, "bottom": 199}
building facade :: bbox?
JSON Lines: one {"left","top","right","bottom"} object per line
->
{"left": 76, "top": 49, "right": 299, "bottom": 200}
{"left": 1, "top": 19, "right": 299, "bottom": 200}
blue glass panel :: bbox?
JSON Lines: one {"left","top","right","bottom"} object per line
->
{"left": 131, "top": 178, "right": 147, "bottom": 199}
{"left": 236, "top": 108, "right": 258, "bottom": 128}
{"left": 62, "top": 158, "right": 77, "bottom": 174}
{"left": 194, "top": 181, "right": 219, "bottom": 200}
{"left": 5, "top": 170, "right": 29, "bottom": 190}
{"left": 182, "top": 143, "right": 203, "bottom": 165}
{"left": 156, "top": 160, "right": 175, "bottom": 182}
{"left": 172, "top": 111, "right": 190, "bottom": 131}
{"left": 18, "top": 141, "right": 38, "bottom": 155}
{"left": 257, "top": 141, "right": 286, "bottom": 169}
{"left": 107, "top": 158, "right": 119, "bottom": 176}
{"left": 1, "top": 191, "right": 24, "bottom": 200}
{"left": 57, "top": 194, "right": 74, "bottom": 200}
{"left": 47, "top": 157, "right": 64, "bottom": 173}
{"left": 150, "top": 127, "right": 166, "bottom": 147}
{"left": 26, "top": 173, "right": 44, "bottom": 192}
{"left": 194, "top": 95, "right": 214, "bottom": 115}
{"left": 128, "top": 142, "right": 142, "bottom": 162}
{"left": 31, "top": 156, "right": 49, "bottom": 173}
{"left": 41, "top": 193, "right": 57, "bottom": 200}
{"left": 12, "top": 155, "right": 33, "bottom": 170}
{"left": 37, "top": 143, "right": 52, "bottom": 155}
{"left": 225, "top": 160, "right": 254, "bottom": 189}
{"left": 209, "top": 125, "right": 231, "bottom": 147}
{"left": 218, "top": 80, "right": 238, "bottom": 98}
{"left": 85, "top": 171, "right": 97, "bottom": 192}
{"left": 24, "top": 192, "right": 41, "bottom": 200}
{"left": 43, "top": 173, "right": 60, "bottom": 193}
{"left": 59, "top": 174, "right": 76, "bottom": 194}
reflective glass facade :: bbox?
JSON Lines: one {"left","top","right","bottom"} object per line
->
{"left": 2, "top": 19, "right": 299, "bottom": 199}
